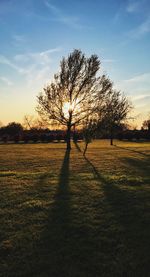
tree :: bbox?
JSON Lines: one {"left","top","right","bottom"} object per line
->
{"left": 98, "top": 90, "right": 131, "bottom": 145}
{"left": 23, "top": 114, "right": 49, "bottom": 130}
{"left": 37, "top": 49, "right": 113, "bottom": 150}
{"left": 142, "top": 115, "right": 150, "bottom": 131}
{"left": 5, "top": 122, "right": 23, "bottom": 137}
{"left": 82, "top": 118, "right": 97, "bottom": 156}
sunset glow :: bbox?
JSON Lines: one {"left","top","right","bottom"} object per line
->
{"left": 0, "top": 0, "right": 150, "bottom": 128}
{"left": 0, "top": 2, "right": 150, "bottom": 276}
{"left": 63, "top": 102, "right": 73, "bottom": 117}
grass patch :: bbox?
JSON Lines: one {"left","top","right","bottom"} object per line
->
{"left": 0, "top": 140, "right": 150, "bottom": 277}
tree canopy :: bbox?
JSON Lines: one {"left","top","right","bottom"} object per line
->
{"left": 37, "top": 49, "right": 130, "bottom": 149}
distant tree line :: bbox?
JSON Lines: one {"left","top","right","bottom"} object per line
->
{"left": 0, "top": 120, "right": 150, "bottom": 144}
{"left": 97, "top": 123, "right": 150, "bottom": 141}
{"left": 0, "top": 122, "right": 83, "bottom": 144}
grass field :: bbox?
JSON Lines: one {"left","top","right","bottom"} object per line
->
{"left": 0, "top": 140, "right": 150, "bottom": 277}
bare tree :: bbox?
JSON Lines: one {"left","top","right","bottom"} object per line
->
{"left": 37, "top": 49, "right": 112, "bottom": 150}
{"left": 23, "top": 114, "right": 49, "bottom": 130}
{"left": 23, "top": 115, "right": 34, "bottom": 130}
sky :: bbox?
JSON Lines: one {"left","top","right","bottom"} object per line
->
{"left": 0, "top": 0, "right": 150, "bottom": 128}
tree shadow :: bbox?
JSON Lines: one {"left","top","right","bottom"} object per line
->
{"left": 38, "top": 149, "right": 72, "bottom": 276}
{"left": 115, "top": 145, "right": 150, "bottom": 158}
{"left": 18, "top": 144, "right": 149, "bottom": 277}
{"left": 83, "top": 154, "right": 150, "bottom": 276}
{"left": 121, "top": 155, "right": 150, "bottom": 179}
{"left": 34, "top": 147, "right": 122, "bottom": 277}
{"left": 35, "top": 148, "right": 114, "bottom": 277}
{"left": 73, "top": 141, "right": 82, "bottom": 153}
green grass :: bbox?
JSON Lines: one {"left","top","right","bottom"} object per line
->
{"left": 0, "top": 140, "right": 150, "bottom": 277}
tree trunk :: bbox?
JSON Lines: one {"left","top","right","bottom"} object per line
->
{"left": 83, "top": 142, "right": 88, "bottom": 156}
{"left": 110, "top": 137, "right": 113, "bottom": 146}
{"left": 66, "top": 123, "right": 71, "bottom": 150}
{"left": 110, "top": 127, "right": 113, "bottom": 146}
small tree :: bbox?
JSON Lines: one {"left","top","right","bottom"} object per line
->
{"left": 82, "top": 118, "right": 97, "bottom": 156}
{"left": 142, "top": 114, "right": 150, "bottom": 131}
{"left": 23, "top": 114, "right": 49, "bottom": 130}
{"left": 37, "top": 49, "right": 114, "bottom": 150}
{"left": 100, "top": 90, "right": 131, "bottom": 145}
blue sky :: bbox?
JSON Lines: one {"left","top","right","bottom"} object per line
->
{"left": 0, "top": 0, "right": 150, "bottom": 127}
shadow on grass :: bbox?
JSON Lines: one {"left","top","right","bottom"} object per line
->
{"left": 37, "top": 149, "right": 111, "bottom": 277}
{"left": 37, "top": 149, "right": 73, "bottom": 276}
{"left": 83, "top": 154, "right": 150, "bottom": 276}
{"left": 73, "top": 141, "right": 82, "bottom": 152}
{"left": 22, "top": 144, "right": 150, "bottom": 277}
{"left": 34, "top": 147, "right": 122, "bottom": 277}
{"left": 115, "top": 145, "right": 150, "bottom": 157}
{"left": 121, "top": 155, "right": 150, "bottom": 179}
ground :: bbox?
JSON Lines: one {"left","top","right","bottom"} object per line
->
{"left": 0, "top": 140, "right": 150, "bottom": 277}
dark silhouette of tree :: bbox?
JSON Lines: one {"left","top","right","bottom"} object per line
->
{"left": 23, "top": 115, "right": 34, "bottom": 130}
{"left": 0, "top": 122, "right": 23, "bottom": 143}
{"left": 142, "top": 115, "right": 150, "bottom": 131}
{"left": 23, "top": 114, "right": 49, "bottom": 130}
{"left": 37, "top": 49, "right": 113, "bottom": 150}
{"left": 98, "top": 90, "right": 131, "bottom": 145}
{"left": 82, "top": 118, "right": 97, "bottom": 156}
{"left": 4, "top": 122, "right": 23, "bottom": 136}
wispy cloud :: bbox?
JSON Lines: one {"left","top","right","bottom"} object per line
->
{"left": 124, "top": 72, "right": 150, "bottom": 83}
{"left": 126, "top": 0, "right": 141, "bottom": 13}
{"left": 114, "top": 73, "right": 150, "bottom": 100}
{"left": 0, "top": 76, "right": 13, "bottom": 86}
{"left": 113, "top": 1, "right": 141, "bottom": 24}
{"left": 27, "top": 66, "right": 51, "bottom": 88}
{"left": 0, "top": 55, "right": 24, "bottom": 73}
{"left": 132, "top": 94, "right": 150, "bottom": 101}
{"left": 0, "top": 47, "right": 62, "bottom": 89}
{"left": 127, "top": 16, "right": 150, "bottom": 38}
{"left": 14, "top": 47, "right": 61, "bottom": 65}
{"left": 12, "top": 34, "right": 27, "bottom": 47}
{"left": 44, "top": 0, "right": 85, "bottom": 29}
{"left": 12, "top": 34, "right": 26, "bottom": 43}
{"left": 115, "top": 73, "right": 150, "bottom": 126}
{"left": 133, "top": 95, "right": 150, "bottom": 110}
{"left": 113, "top": 0, "right": 150, "bottom": 42}
{"left": 0, "top": 47, "right": 61, "bottom": 72}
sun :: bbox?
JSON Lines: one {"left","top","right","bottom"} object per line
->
{"left": 63, "top": 102, "right": 73, "bottom": 117}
